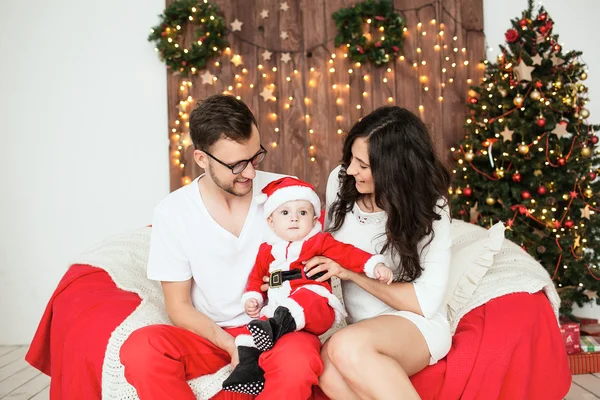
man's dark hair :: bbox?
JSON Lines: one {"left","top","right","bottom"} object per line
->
{"left": 189, "top": 94, "right": 258, "bottom": 151}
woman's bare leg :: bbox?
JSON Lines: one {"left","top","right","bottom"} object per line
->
{"left": 318, "top": 340, "right": 361, "bottom": 400}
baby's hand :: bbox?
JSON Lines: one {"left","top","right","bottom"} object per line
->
{"left": 245, "top": 299, "right": 261, "bottom": 318}
{"left": 374, "top": 263, "right": 394, "bottom": 285}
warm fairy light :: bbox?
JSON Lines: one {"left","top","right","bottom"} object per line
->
{"left": 419, "top": 105, "right": 424, "bottom": 111}
{"left": 356, "top": 105, "right": 361, "bottom": 109}
{"left": 271, "top": 142, "right": 278, "bottom": 148}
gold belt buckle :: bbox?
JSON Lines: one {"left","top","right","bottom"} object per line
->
{"left": 269, "top": 270, "right": 283, "bottom": 288}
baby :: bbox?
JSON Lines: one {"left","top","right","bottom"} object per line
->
{"left": 223, "top": 177, "right": 393, "bottom": 395}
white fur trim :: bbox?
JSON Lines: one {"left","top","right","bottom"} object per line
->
{"left": 263, "top": 186, "right": 321, "bottom": 219}
{"left": 235, "top": 334, "right": 257, "bottom": 348}
{"left": 240, "top": 291, "right": 264, "bottom": 307}
{"left": 364, "top": 255, "right": 387, "bottom": 279}
{"left": 295, "top": 284, "right": 348, "bottom": 325}
{"left": 280, "top": 298, "right": 306, "bottom": 330}
{"left": 265, "top": 222, "right": 322, "bottom": 246}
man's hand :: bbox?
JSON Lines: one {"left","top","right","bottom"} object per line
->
{"left": 244, "top": 298, "right": 261, "bottom": 318}
{"left": 374, "top": 263, "right": 394, "bottom": 285}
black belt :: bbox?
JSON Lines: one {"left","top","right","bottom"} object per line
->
{"left": 269, "top": 269, "right": 327, "bottom": 288}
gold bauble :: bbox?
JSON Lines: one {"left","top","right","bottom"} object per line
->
{"left": 465, "top": 151, "right": 475, "bottom": 162}
{"left": 518, "top": 144, "right": 530, "bottom": 155}
{"left": 562, "top": 193, "right": 570, "bottom": 201}
{"left": 578, "top": 83, "right": 587, "bottom": 93}
{"left": 581, "top": 108, "right": 590, "bottom": 119}
{"left": 496, "top": 169, "right": 505, "bottom": 178}
{"left": 485, "top": 197, "right": 497, "bottom": 206}
{"left": 582, "top": 146, "right": 592, "bottom": 158}
{"left": 584, "top": 188, "right": 594, "bottom": 198}
{"left": 499, "top": 88, "right": 508, "bottom": 97}
{"left": 554, "top": 80, "right": 563, "bottom": 89}
{"left": 534, "top": 169, "right": 543, "bottom": 177}
{"left": 574, "top": 112, "right": 580, "bottom": 119}
{"left": 581, "top": 72, "right": 588, "bottom": 81}
{"left": 530, "top": 90, "right": 541, "bottom": 101}
{"left": 513, "top": 94, "right": 525, "bottom": 107}
{"left": 563, "top": 96, "right": 573, "bottom": 106}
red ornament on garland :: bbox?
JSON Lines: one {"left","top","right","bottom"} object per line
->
{"left": 590, "top": 172, "right": 597, "bottom": 180}
{"left": 469, "top": 97, "right": 478, "bottom": 104}
{"left": 505, "top": 29, "right": 519, "bottom": 43}
{"left": 538, "top": 13, "right": 548, "bottom": 21}
{"left": 535, "top": 81, "right": 543, "bottom": 89}
{"left": 519, "top": 19, "right": 528, "bottom": 27}
{"left": 553, "top": 44, "right": 562, "bottom": 53}
{"left": 463, "top": 187, "right": 473, "bottom": 197}
{"left": 521, "top": 190, "right": 531, "bottom": 200}
{"left": 564, "top": 220, "right": 575, "bottom": 229}
{"left": 591, "top": 136, "right": 599, "bottom": 145}
{"left": 537, "top": 186, "right": 547, "bottom": 195}
{"left": 557, "top": 157, "right": 567, "bottom": 166}
{"left": 536, "top": 117, "right": 546, "bottom": 127}
{"left": 512, "top": 172, "right": 522, "bottom": 183}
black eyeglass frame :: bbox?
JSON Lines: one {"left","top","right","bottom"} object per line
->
{"left": 202, "top": 145, "right": 267, "bottom": 174}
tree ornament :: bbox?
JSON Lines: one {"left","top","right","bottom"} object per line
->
{"left": 468, "top": 97, "right": 478, "bottom": 104}
{"left": 521, "top": 190, "right": 531, "bottom": 200}
{"left": 518, "top": 144, "right": 530, "bottom": 155}
{"left": 562, "top": 193, "right": 570, "bottom": 201}
{"left": 581, "top": 146, "right": 592, "bottom": 158}
{"left": 512, "top": 171, "right": 522, "bottom": 182}
{"left": 534, "top": 169, "right": 543, "bottom": 177}
{"left": 584, "top": 188, "right": 594, "bottom": 198}
{"left": 553, "top": 80, "right": 563, "bottom": 89}
{"left": 530, "top": 89, "right": 541, "bottom": 101}
{"left": 591, "top": 136, "right": 599, "bottom": 145}
{"left": 581, "top": 72, "right": 588, "bottom": 80}
{"left": 535, "top": 115, "right": 546, "bottom": 127}
{"left": 565, "top": 220, "right": 575, "bottom": 229}
{"left": 465, "top": 151, "right": 475, "bottom": 162}
{"left": 505, "top": 29, "right": 519, "bottom": 43}
{"left": 463, "top": 187, "right": 473, "bottom": 197}
{"left": 537, "top": 246, "right": 546, "bottom": 254}
{"left": 580, "top": 108, "right": 590, "bottom": 119}
{"left": 513, "top": 94, "right": 525, "bottom": 107}
{"left": 485, "top": 197, "right": 497, "bottom": 206}
{"left": 499, "top": 88, "right": 508, "bottom": 97}
{"left": 553, "top": 43, "right": 562, "bottom": 52}
{"left": 495, "top": 169, "right": 505, "bottom": 179}
{"left": 557, "top": 157, "right": 567, "bottom": 166}
{"left": 537, "top": 186, "right": 547, "bottom": 195}
{"left": 519, "top": 19, "right": 528, "bottom": 27}
{"left": 589, "top": 171, "right": 597, "bottom": 180}
{"left": 537, "top": 12, "right": 547, "bottom": 21}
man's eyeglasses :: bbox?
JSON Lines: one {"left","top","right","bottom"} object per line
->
{"left": 203, "top": 145, "right": 267, "bottom": 174}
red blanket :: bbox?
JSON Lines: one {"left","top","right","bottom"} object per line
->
{"left": 27, "top": 265, "right": 571, "bottom": 399}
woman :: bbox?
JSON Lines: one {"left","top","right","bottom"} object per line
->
{"left": 304, "top": 106, "right": 453, "bottom": 399}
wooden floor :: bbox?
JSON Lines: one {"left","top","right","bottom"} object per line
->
{"left": 1, "top": 345, "right": 600, "bottom": 399}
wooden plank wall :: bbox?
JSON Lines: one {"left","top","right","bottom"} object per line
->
{"left": 165, "top": 0, "right": 484, "bottom": 201}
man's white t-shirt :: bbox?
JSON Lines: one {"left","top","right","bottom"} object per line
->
{"left": 147, "top": 171, "right": 283, "bottom": 328}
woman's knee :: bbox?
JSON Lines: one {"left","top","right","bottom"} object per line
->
{"left": 326, "top": 327, "right": 370, "bottom": 372}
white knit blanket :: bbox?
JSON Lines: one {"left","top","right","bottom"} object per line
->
{"left": 71, "top": 222, "right": 559, "bottom": 400}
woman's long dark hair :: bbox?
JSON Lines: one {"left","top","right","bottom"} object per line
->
{"left": 328, "top": 106, "right": 451, "bottom": 282}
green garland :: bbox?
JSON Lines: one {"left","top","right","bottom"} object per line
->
{"left": 148, "top": 0, "right": 228, "bottom": 76}
{"left": 333, "top": 0, "right": 405, "bottom": 66}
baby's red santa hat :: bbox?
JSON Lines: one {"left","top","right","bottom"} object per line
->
{"left": 256, "top": 177, "right": 321, "bottom": 218}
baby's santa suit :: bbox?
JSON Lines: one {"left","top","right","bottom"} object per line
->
{"left": 237, "top": 177, "right": 386, "bottom": 346}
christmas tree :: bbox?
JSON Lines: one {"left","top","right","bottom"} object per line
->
{"left": 449, "top": 0, "right": 600, "bottom": 313}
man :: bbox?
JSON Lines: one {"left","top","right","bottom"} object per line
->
{"left": 120, "top": 95, "right": 324, "bottom": 400}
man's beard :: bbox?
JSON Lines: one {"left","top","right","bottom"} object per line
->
{"left": 207, "top": 162, "right": 252, "bottom": 197}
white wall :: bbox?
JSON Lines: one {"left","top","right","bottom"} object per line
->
{"left": 0, "top": 0, "right": 169, "bottom": 344}
{"left": 1, "top": 0, "right": 599, "bottom": 345}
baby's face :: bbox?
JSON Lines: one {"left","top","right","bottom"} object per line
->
{"left": 268, "top": 200, "right": 317, "bottom": 242}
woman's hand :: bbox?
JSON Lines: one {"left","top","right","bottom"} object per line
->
{"left": 303, "top": 256, "right": 354, "bottom": 282}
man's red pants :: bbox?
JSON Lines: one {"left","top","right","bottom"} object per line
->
{"left": 120, "top": 324, "right": 327, "bottom": 400}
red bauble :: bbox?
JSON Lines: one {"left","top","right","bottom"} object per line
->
{"left": 590, "top": 172, "right": 597, "bottom": 180}
{"left": 538, "top": 13, "right": 548, "bottom": 21}
{"left": 537, "top": 186, "right": 547, "bottom": 195}
{"left": 519, "top": 19, "right": 528, "bottom": 27}
{"left": 553, "top": 44, "right": 562, "bottom": 53}
{"left": 565, "top": 220, "right": 575, "bottom": 229}
{"left": 458, "top": 209, "right": 466, "bottom": 216}
{"left": 536, "top": 117, "right": 546, "bottom": 127}
{"left": 512, "top": 172, "right": 522, "bottom": 183}
{"left": 521, "top": 190, "right": 531, "bottom": 200}
{"left": 463, "top": 187, "right": 473, "bottom": 197}
{"left": 591, "top": 136, "right": 599, "bottom": 145}
{"left": 557, "top": 157, "right": 567, "bottom": 166}
{"left": 505, "top": 29, "right": 519, "bottom": 43}
{"left": 468, "top": 97, "right": 478, "bottom": 104}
